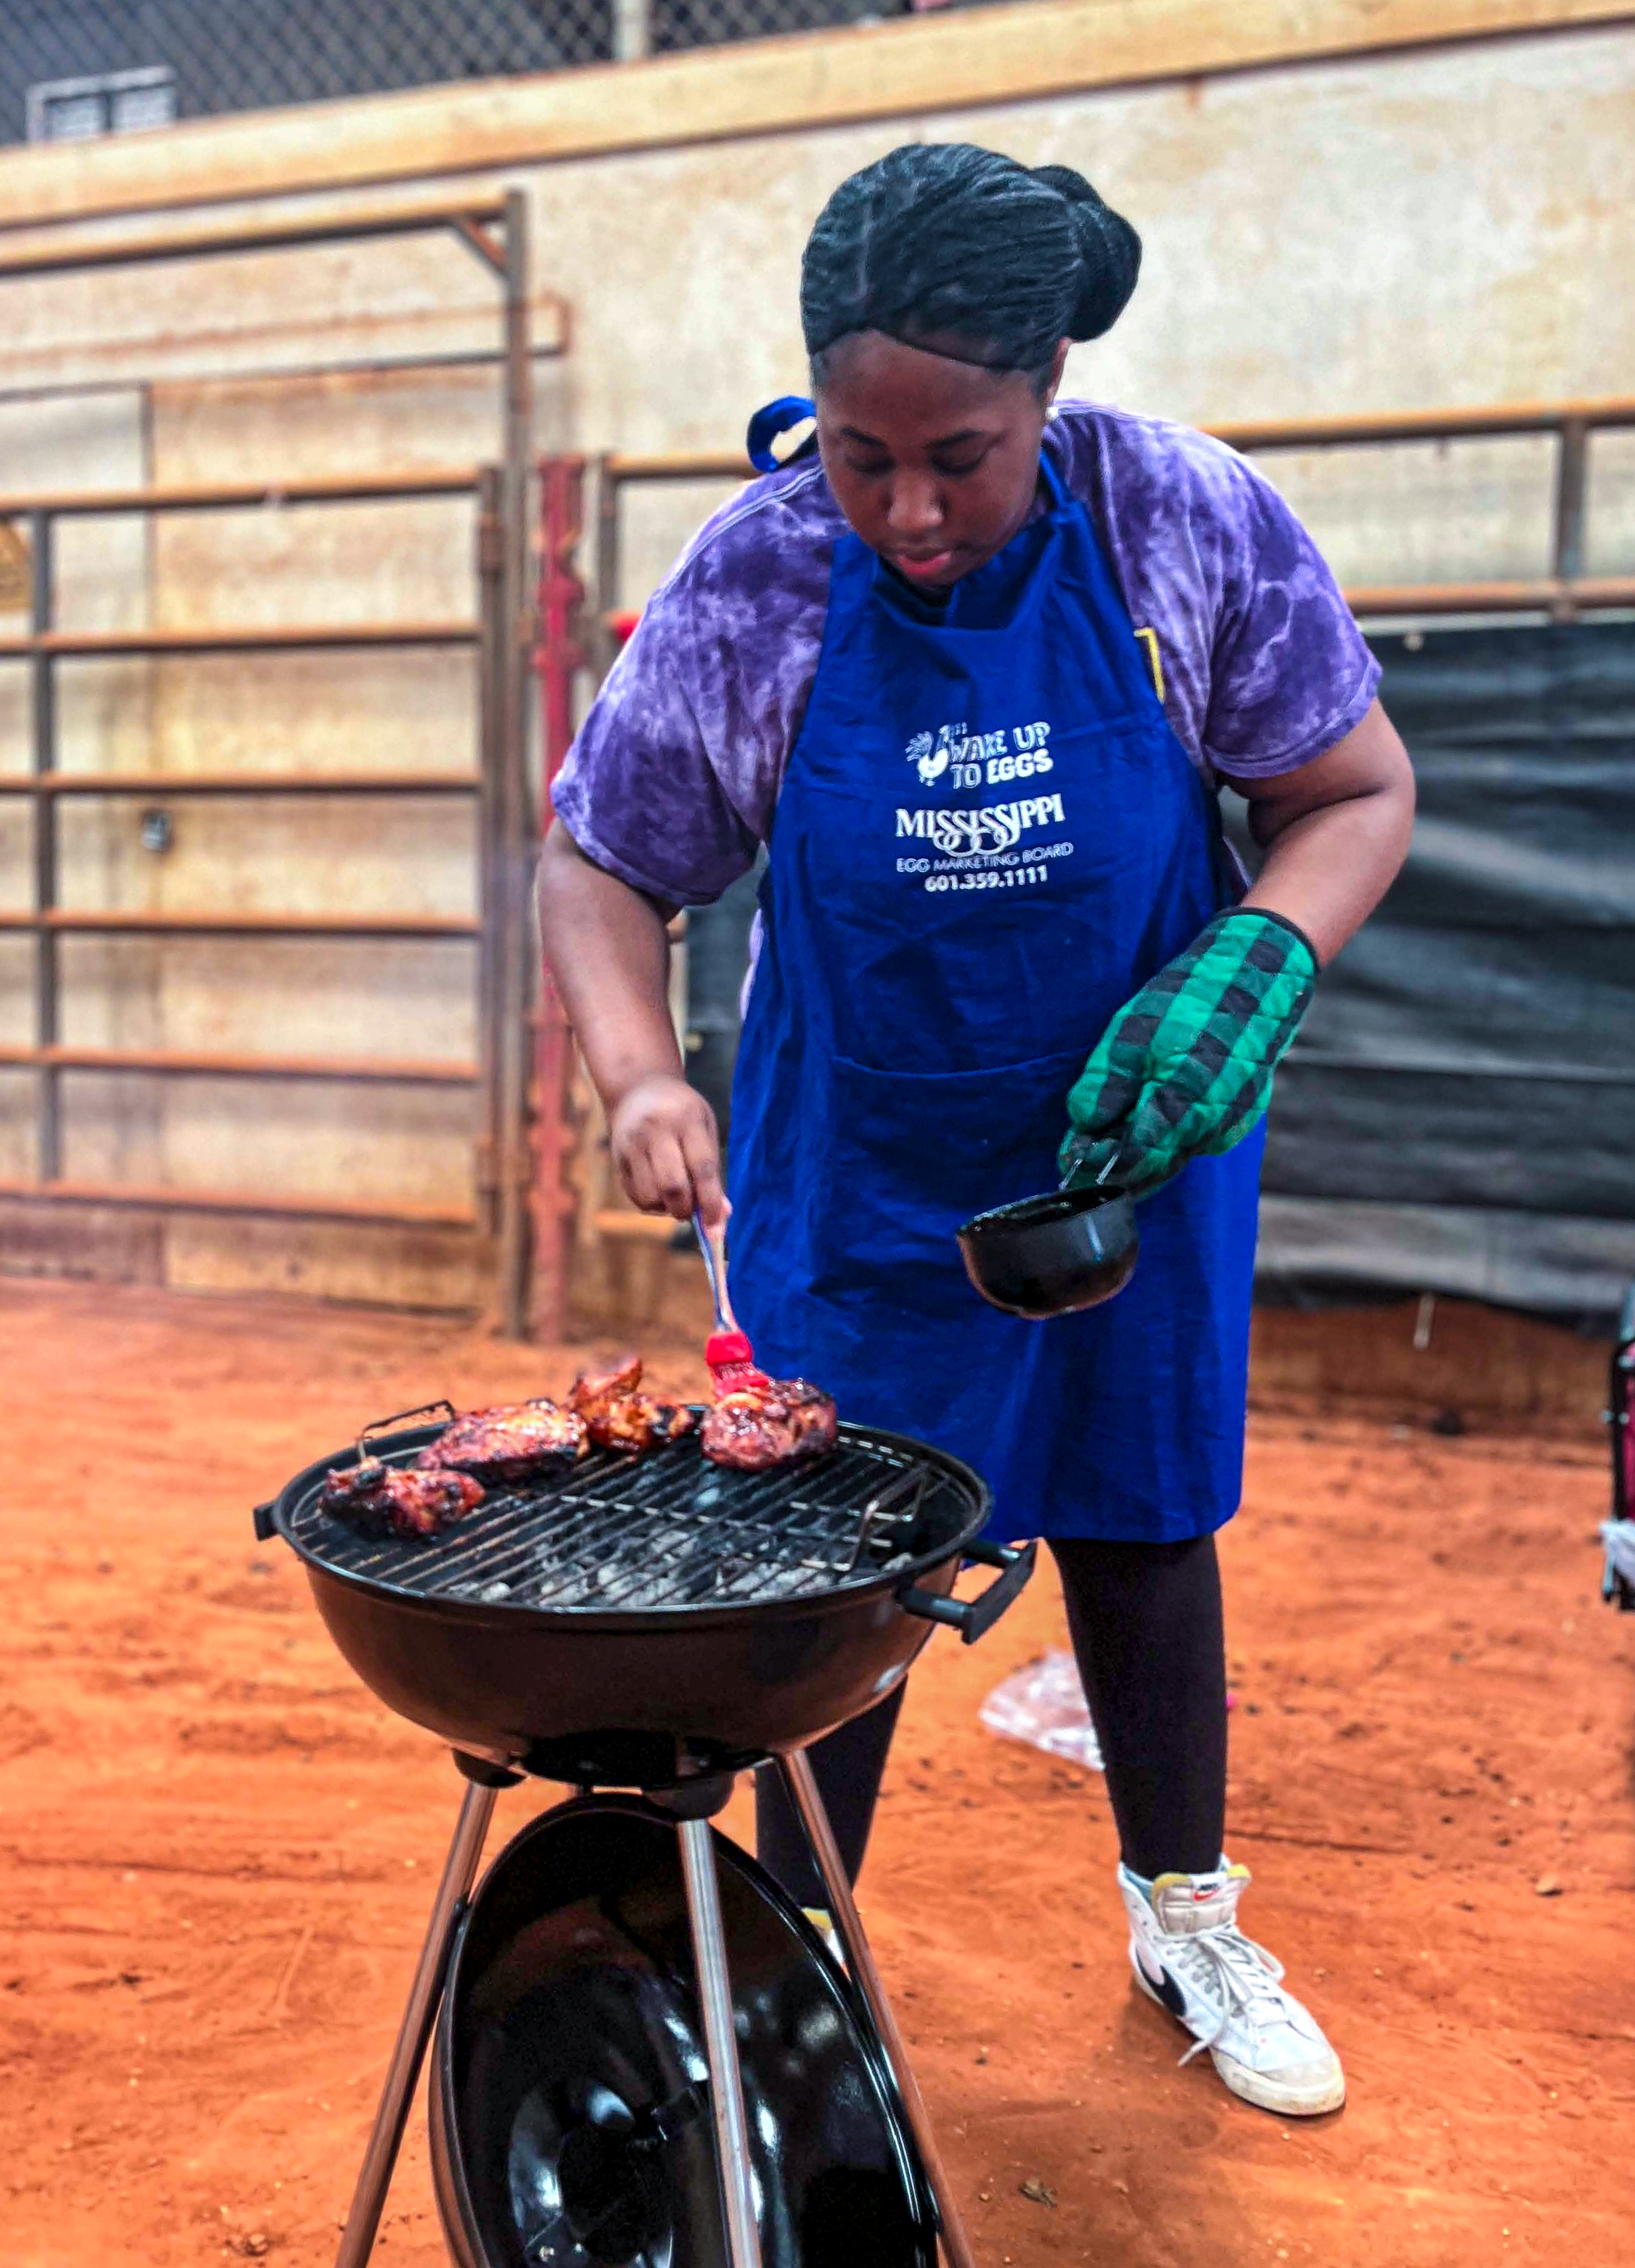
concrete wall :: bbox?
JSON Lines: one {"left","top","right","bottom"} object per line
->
{"left": 586, "top": 24, "right": 1635, "bottom": 598}
{"left": 1, "top": 8, "right": 1631, "bottom": 1311}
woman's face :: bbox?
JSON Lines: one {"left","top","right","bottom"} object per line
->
{"left": 815, "top": 330, "right": 1066, "bottom": 592}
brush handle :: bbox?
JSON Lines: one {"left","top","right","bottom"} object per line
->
{"left": 692, "top": 1209, "right": 740, "bottom": 1335}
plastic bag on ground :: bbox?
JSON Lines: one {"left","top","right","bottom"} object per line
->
{"left": 1601, "top": 1517, "right": 1635, "bottom": 1605}
{"left": 979, "top": 1651, "right": 1104, "bottom": 1771}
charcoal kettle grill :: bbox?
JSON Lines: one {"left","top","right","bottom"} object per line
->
{"left": 255, "top": 1406, "right": 1034, "bottom": 2268}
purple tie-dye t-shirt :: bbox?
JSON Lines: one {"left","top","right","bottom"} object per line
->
{"left": 553, "top": 401, "right": 1379, "bottom": 906}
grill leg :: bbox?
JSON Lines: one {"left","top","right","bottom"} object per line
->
{"left": 334, "top": 1779, "right": 499, "bottom": 2268}
{"left": 677, "top": 1815, "right": 765, "bottom": 2268}
{"left": 777, "top": 1748, "right": 976, "bottom": 2268}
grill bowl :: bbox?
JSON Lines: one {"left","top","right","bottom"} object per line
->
{"left": 258, "top": 1417, "right": 1008, "bottom": 1787}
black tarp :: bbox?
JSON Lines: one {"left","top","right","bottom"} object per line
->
{"left": 1251, "top": 619, "right": 1635, "bottom": 1329}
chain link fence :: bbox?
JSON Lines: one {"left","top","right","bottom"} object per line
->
{"left": 1, "top": 0, "right": 984, "bottom": 147}
{"left": 650, "top": 0, "right": 906, "bottom": 55}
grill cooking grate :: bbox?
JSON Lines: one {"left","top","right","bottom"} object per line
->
{"left": 291, "top": 1422, "right": 978, "bottom": 1613}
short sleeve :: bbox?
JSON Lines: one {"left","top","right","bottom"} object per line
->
{"left": 1201, "top": 459, "right": 1381, "bottom": 780}
{"left": 551, "top": 584, "right": 761, "bottom": 909}
{"left": 550, "top": 463, "right": 835, "bottom": 907}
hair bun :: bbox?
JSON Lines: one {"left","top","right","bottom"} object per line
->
{"left": 1031, "top": 163, "right": 1142, "bottom": 341}
{"left": 799, "top": 142, "right": 1139, "bottom": 374}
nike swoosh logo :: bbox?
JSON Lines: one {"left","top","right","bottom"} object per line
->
{"left": 1138, "top": 1951, "right": 1190, "bottom": 2020}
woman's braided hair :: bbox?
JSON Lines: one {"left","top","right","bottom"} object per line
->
{"left": 801, "top": 143, "right": 1140, "bottom": 383}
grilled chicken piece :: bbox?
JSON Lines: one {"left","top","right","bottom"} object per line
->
{"left": 568, "top": 1355, "right": 698, "bottom": 1455}
{"left": 700, "top": 1379, "right": 839, "bottom": 1473}
{"left": 321, "top": 1461, "right": 484, "bottom": 1540}
{"left": 417, "top": 1398, "right": 587, "bottom": 1485}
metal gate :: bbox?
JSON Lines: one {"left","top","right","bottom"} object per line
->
{"left": 0, "top": 190, "right": 540, "bottom": 1333}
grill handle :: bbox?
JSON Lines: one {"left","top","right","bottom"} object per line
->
{"left": 356, "top": 1400, "right": 457, "bottom": 1462}
{"left": 896, "top": 1537, "right": 1036, "bottom": 1646}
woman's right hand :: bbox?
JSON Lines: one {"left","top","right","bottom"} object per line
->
{"left": 609, "top": 1074, "right": 726, "bottom": 1226}
{"left": 536, "top": 825, "right": 727, "bottom": 1226}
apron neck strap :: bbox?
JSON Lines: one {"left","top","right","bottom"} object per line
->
{"left": 747, "top": 396, "right": 817, "bottom": 474}
{"left": 1037, "top": 443, "right": 1067, "bottom": 509}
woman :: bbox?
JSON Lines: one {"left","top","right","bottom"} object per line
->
{"left": 540, "top": 145, "right": 1414, "bottom": 2120}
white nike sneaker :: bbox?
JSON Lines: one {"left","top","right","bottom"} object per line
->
{"left": 1119, "top": 1860, "right": 1346, "bottom": 2117}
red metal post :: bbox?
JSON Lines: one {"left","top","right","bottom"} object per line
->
{"left": 531, "top": 453, "right": 587, "bottom": 1340}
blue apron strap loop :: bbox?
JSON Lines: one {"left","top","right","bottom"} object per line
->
{"left": 747, "top": 396, "right": 817, "bottom": 474}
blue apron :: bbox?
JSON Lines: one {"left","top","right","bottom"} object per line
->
{"left": 726, "top": 429, "right": 1263, "bottom": 1543}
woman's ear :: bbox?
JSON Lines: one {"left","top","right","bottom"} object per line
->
{"left": 1042, "top": 338, "right": 1071, "bottom": 406}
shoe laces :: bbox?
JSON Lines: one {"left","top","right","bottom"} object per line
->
{"left": 1166, "top": 1921, "right": 1291, "bottom": 2067}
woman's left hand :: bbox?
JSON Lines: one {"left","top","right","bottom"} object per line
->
{"left": 1059, "top": 908, "right": 1318, "bottom": 1198}
{"left": 1062, "top": 699, "right": 1415, "bottom": 1198}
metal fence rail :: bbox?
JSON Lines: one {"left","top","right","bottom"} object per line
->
{"left": 1, "top": 0, "right": 947, "bottom": 143}
{"left": 1, "top": 467, "right": 496, "bottom": 1228}
{"left": 594, "top": 393, "right": 1635, "bottom": 633}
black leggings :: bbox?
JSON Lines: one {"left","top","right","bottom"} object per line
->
{"left": 755, "top": 1534, "right": 1227, "bottom": 1903}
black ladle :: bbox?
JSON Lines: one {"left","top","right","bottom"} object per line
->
{"left": 957, "top": 1151, "right": 1138, "bottom": 1320}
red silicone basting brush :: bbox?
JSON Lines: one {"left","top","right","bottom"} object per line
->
{"left": 692, "top": 1207, "right": 769, "bottom": 1396}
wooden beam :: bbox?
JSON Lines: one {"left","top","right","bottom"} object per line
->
{"left": 0, "top": 3, "right": 1626, "bottom": 235}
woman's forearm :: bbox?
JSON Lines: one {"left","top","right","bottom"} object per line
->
{"left": 1243, "top": 777, "right": 1415, "bottom": 964}
{"left": 537, "top": 819, "right": 680, "bottom": 1107}
{"left": 1228, "top": 700, "right": 1416, "bottom": 966}
{"left": 536, "top": 819, "right": 726, "bottom": 1221}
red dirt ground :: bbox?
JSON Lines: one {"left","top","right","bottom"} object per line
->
{"left": 1, "top": 1277, "right": 1630, "bottom": 2268}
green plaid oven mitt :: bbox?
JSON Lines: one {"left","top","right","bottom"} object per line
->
{"left": 1058, "top": 909, "right": 1319, "bottom": 1200}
